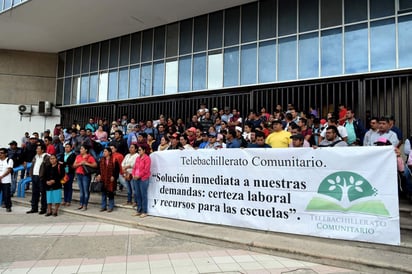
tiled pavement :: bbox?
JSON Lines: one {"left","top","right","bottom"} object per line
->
{"left": 0, "top": 207, "right": 358, "bottom": 274}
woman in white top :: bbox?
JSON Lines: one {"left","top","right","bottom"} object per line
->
{"left": 180, "top": 134, "right": 194, "bottom": 150}
{"left": 118, "top": 144, "right": 139, "bottom": 205}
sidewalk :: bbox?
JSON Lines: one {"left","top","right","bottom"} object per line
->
{"left": 11, "top": 194, "right": 412, "bottom": 274}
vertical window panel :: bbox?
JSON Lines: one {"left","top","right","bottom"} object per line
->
{"left": 299, "top": 33, "right": 319, "bottom": 79}
{"left": 207, "top": 52, "right": 223, "bottom": 89}
{"left": 193, "top": 15, "right": 207, "bottom": 52}
{"left": 370, "top": 0, "right": 394, "bottom": 19}
{"left": 108, "top": 70, "right": 118, "bottom": 100}
{"left": 165, "top": 59, "right": 178, "bottom": 94}
{"left": 344, "top": 0, "right": 367, "bottom": 24}
{"left": 80, "top": 75, "right": 89, "bottom": 104}
{"left": 56, "top": 79, "right": 63, "bottom": 106}
{"left": 141, "top": 63, "right": 152, "bottom": 96}
{"left": 130, "top": 33, "right": 141, "bottom": 64}
{"left": 142, "top": 29, "right": 153, "bottom": 62}
{"left": 259, "top": 0, "right": 277, "bottom": 39}
{"left": 72, "top": 76, "right": 80, "bottom": 104}
{"left": 3, "top": 0, "right": 11, "bottom": 10}
{"left": 224, "top": 47, "right": 239, "bottom": 87}
{"left": 241, "top": 2, "right": 258, "bottom": 43}
{"left": 119, "top": 35, "right": 130, "bottom": 66}
{"left": 179, "top": 19, "right": 193, "bottom": 55}
{"left": 240, "top": 43, "right": 257, "bottom": 85}
{"left": 321, "top": 0, "right": 342, "bottom": 28}
{"left": 73, "top": 48, "right": 82, "bottom": 75}
{"left": 153, "top": 61, "right": 165, "bottom": 95}
{"left": 178, "top": 56, "right": 192, "bottom": 92}
{"left": 98, "top": 72, "right": 108, "bottom": 102}
{"left": 129, "top": 65, "right": 140, "bottom": 98}
{"left": 193, "top": 53, "right": 206, "bottom": 90}
{"left": 208, "top": 11, "right": 223, "bottom": 50}
{"left": 258, "top": 40, "right": 276, "bottom": 83}
{"left": 399, "top": 15, "right": 412, "bottom": 68}
{"left": 81, "top": 45, "right": 90, "bottom": 73}
{"left": 299, "top": 0, "right": 319, "bottom": 32}
{"left": 109, "top": 38, "right": 119, "bottom": 68}
{"left": 154, "top": 26, "right": 166, "bottom": 60}
{"left": 224, "top": 7, "right": 240, "bottom": 46}
{"left": 278, "top": 37, "right": 297, "bottom": 81}
{"left": 63, "top": 78, "right": 72, "bottom": 105}
{"left": 90, "top": 43, "right": 100, "bottom": 72}
{"left": 278, "top": 0, "right": 297, "bottom": 36}
{"left": 100, "top": 41, "right": 109, "bottom": 70}
{"left": 166, "top": 23, "right": 179, "bottom": 57}
{"left": 370, "top": 19, "right": 395, "bottom": 71}
{"left": 65, "top": 50, "right": 73, "bottom": 77}
{"left": 89, "top": 73, "right": 98, "bottom": 103}
{"left": 58, "top": 52, "right": 65, "bottom": 78}
{"left": 400, "top": 0, "right": 412, "bottom": 10}
{"left": 321, "top": 28, "right": 342, "bottom": 76}
{"left": 118, "top": 67, "right": 129, "bottom": 99}
{"left": 344, "top": 23, "right": 368, "bottom": 73}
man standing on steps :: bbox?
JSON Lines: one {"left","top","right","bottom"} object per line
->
{"left": 0, "top": 148, "right": 13, "bottom": 212}
{"left": 27, "top": 144, "right": 50, "bottom": 215}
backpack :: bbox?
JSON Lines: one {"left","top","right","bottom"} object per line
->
{"left": 6, "top": 158, "right": 14, "bottom": 175}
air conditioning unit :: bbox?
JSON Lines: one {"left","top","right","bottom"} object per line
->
{"left": 38, "top": 101, "right": 52, "bottom": 115}
{"left": 18, "top": 104, "right": 32, "bottom": 114}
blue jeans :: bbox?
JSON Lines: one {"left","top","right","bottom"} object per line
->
{"left": 118, "top": 175, "right": 132, "bottom": 203}
{"left": 63, "top": 173, "right": 74, "bottom": 203}
{"left": 101, "top": 191, "right": 115, "bottom": 210}
{"left": 76, "top": 173, "right": 91, "bottom": 207}
{"left": 403, "top": 166, "right": 412, "bottom": 194}
{"left": 133, "top": 178, "right": 149, "bottom": 213}
{"left": 11, "top": 172, "right": 18, "bottom": 195}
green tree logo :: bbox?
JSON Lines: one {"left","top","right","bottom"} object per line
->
{"left": 306, "top": 171, "right": 389, "bottom": 216}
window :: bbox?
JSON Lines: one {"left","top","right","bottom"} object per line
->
{"left": 224, "top": 47, "right": 239, "bottom": 87}
{"left": 240, "top": 43, "right": 257, "bottom": 85}
{"left": 165, "top": 59, "right": 178, "bottom": 94}
{"left": 224, "top": 7, "right": 240, "bottom": 46}
{"left": 130, "top": 33, "right": 141, "bottom": 64}
{"left": 321, "top": 28, "right": 342, "bottom": 76}
{"left": 278, "top": 37, "right": 297, "bottom": 80}
{"left": 278, "top": 0, "right": 297, "bottom": 36}
{"left": 129, "top": 65, "right": 140, "bottom": 98}
{"left": 179, "top": 19, "right": 193, "bottom": 55}
{"left": 109, "top": 38, "right": 119, "bottom": 68}
{"left": 193, "top": 15, "right": 207, "bottom": 52}
{"left": 321, "top": 0, "right": 342, "bottom": 28}
{"left": 141, "top": 64, "right": 152, "bottom": 96}
{"left": 142, "top": 30, "right": 153, "bottom": 62}
{"left": 193, "top": 53, "right": 206, "bottom": 90}
{"left": 99, "top": 41, "right": 109, "bottom": 70}
{"left": 344, "top": 24, "right": 368, "bottom": 73}
{"left": 207, "top": 51, "right": 223, "bottom": 89}
{"left": 81, "top": 45, "right": 91, "bottom": 74}
{"left": 108, "top": 70, "right": 118, "bottom": 100}
{"left": 153, "top": 61, "right": 165, "bottom": 95}
{"left": 208, "top": 11, "right": 223, "bottom": 49}
{"left": 118, "top": 67, "right": 129, "bottom": 99}
{"left": 89, "top": 73, "right": 98, "bottom": 103}
{"left": 259, "top": 0, "right": 276, "bottom": 39}
{"left": 119, "top": 35, "right": 130, "bottom": 66}
{"left": 154, "top": 27, "right": 165, "bottom": 60}
{"left": 80, "top": 75, "right": 89, "bottom": 104}
{"left": 258, "top": 40, "right": 276, "bottom": 83}
{"left": 398, "top": 15, "right": 412, "bottom": 68}
{"left": 166, "top": 23, "right": 179, "bottom": 57}
{"left": 299, "top": 0, "right": 319, "bottom": 32}
{"left": 344, "top": 0, "right": 367, "bottom": 24}
{"left": 298, "top": 33, "right": 319, "bottom": 79}
{"left": 241, "top": 2, "right": 257, "bottom": 43}
{"left": 370, "top": 19, "right": 396, "bottom": 71}
{"left": 178, "top": 56, "right": 192, "bottom": 92}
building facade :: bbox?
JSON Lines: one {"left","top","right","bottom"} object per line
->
{"left": 1, "top": 0, "right": 412, "bottom": 136}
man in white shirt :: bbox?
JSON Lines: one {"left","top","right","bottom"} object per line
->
{"left": 319, "top": 117, "right": 348, "bottom": 144}
{"left": 0, "top": 148, "right": 13, "bottom": 212}
{"left": 27, "top": 144, "right": 50, "bottom": 214}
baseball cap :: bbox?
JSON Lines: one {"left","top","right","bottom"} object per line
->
{"left": 272, "top": 119, "right": 282, "bottom": 124}
{"left": 290, "top": 134, "right": 304, "bottom": 141}
{"left": 29, "top": 135, "right": 36, "bottom": 139}
{"left": 235, "top": 126, "right": 243, "bottom": 133}
{"left": 8, "top": 140, "right": 17, "bottom": 145}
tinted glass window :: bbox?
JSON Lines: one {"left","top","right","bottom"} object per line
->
{"left": 141, "top": 63, "right": 152, "bottom": 96}
{"left": 278, "top": 0, "right": 297, "bottom": 36}
{"left": 344, "top": 24, "right": 368, "bottom": 73}
{"left": 90, "top": 43, "right": 100, "bottom": 72}
{"left": 299, "top": 0, "right": 319, "bottom": 32}
{"left": 241, "top": 2, "right": 257, "bottom": 43}
{"left": 100, "top": 40, "right": 109, "bottom": 70}
{"left": 224, "top": 7, "right": 240, "bottom": 46}
{"left": 259, "top": 0, "right": 276, "bottom": 39}
{"left": 142, "top": 29, "right": 153, "bottom": 62}
{"left": 118, "top": 67, "right": 129, "bottom": 99}
{"left": 179, "top": 19, "right": 193, "bottom": 55}
{"left": 194, "top": 15, "right": 207, "bottom": 52}
{"left": 208, "top": 11, "right": 223, "bottom": 49}
{"left": 58, "top": 52, "right": 65, "bottom": 78}
{"left": 119, "top": 35, "right": 130, "bottom": 66}
{"left": 80, "top": 76, "right": 89, "bottom": 104}
{"left": 56, "top": 79, "right": 63, "bottom": 106}
{"left": 109, "top": 38, "right": 119, "bottom": 68}
{"left": 321, "top": 0, "right": 342, "bottom": 28}
{"left": 130, "top": 33, "right": 141, "bottom": 64}
{"left": 278, "top": 36, "right": 297, "bottom": 80}
{"left": 224, "top": 47, "right": 239, "bottom": 87}
{"left": 258, "top": 40, "right": 276, "bottom": 83}
{"left": 89, "top": 73, "right": 98, "bottom": 103}
{"left": 321, "top": 28, "right": 342, "bottom": 76}
{"left": 166, "top": 23, "right": 179, "bottom": 57}
{"left": 153, "top": 61, "right": 165, "bottom": 95}
{"left": 129, "top": 65, "right": 140, "bottom": 98}
{"left": 65, "top": 50, "right": 73, "bottom": 77}
{"left": 298, "top": 33, "right": 319, "bottom": 79}
{"left": 178, "top": 56, "right": 192, "bottom": 92}
{"left": 63, "top": 78, "right": 72, "bottom": 105}
{"left": 81, "top": 45, "right": 90, "bottom": 73}
{"left": 370, "top": 19, "right": 395, "bottom": 71}
{"left": 240, "top": 43, "right": 257, "bottom": 85}
{"left": 399, "top": 15, "right": 412, "bottom": 68}
{"left": 108, "top": 70, "right": 118, "bottom": 100}
{"left": 344, "top": 0, "right": 367, "bottom": 24}
{"left": 154, "top": 26, "right": 166, "bottom": 60}
{"left": 370, "top": 0, "right": 394, "bottom": 19}
{"left": 73, "top": 48, "right": 82, "bottom": 75}
{"left": 193, "top": 53, "right": 206, "bottom": 90}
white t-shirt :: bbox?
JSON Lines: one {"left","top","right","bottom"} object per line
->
{"left": 0, "top": 158, "right": 13, "bottom": 184}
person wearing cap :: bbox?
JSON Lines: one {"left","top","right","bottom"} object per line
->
{"left": 211, "top": 107, "right": 219, "bottom": 122}
{"left": 288, "top": 125, "right": 311, "bottom": 147}
{"left": 168, "top": 133, "right": 182, "bottom": 150}
{"left": 7, "top": 140, "right": 23, "bottom": 196}
{"left": 318, "top": 126, "right": 348, "bottom": 147}
{"left": 370, "top": 116, "right": 399, "bottom": 147}
{"left": 290, "top": 134, "right": 305, "bottom": 148}
{"left": 0, "top": 147, "right": 14, "bottom": 212}
{"left": 265, "top": 119, "right": 291, "bottom": 148}
{"left": 198, "top": 131, "right": 210, "bottom": 149}
{"left": 247, "top": 131, "right": 271, "bottom": 148}
{"left": 204, "top": 132, "right": 219, "bottom": 149}
{"left": 235, "top": 126, "right": 248, "bottom": 148}
{"left": 185, "top": 127, "right": 197, "bottom": 146}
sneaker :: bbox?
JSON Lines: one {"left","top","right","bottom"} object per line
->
{"left": 140, "top": 213, "right": 147, "bottom": 218}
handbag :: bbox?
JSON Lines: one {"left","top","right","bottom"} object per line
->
{"left": 83, "top": 164, "right": 99, "bottom": 175}
{"left": 60, "top": 174, "right": 70, "bottom": 184}
{"left": 90, "top": 180, "right": 103, "bottom": 192}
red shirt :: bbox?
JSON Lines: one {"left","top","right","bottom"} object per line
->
{"left": 74, "top": 154, "right": 96, "bottom": 175}
{"left": 132, "top": 154, "right": 151, "bottom": 181}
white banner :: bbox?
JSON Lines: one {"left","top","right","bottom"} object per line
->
{"left": 147, "top": 147, "right": 400, "bottom": 245}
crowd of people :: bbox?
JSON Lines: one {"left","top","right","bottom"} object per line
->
{"left": 1, "top": 102, "right": 411, "bottom": 215}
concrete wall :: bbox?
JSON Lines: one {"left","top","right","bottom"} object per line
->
{"left": 0, "top": 103, "right": 60, "bottom": 148}
{"left": 0, "top": 49, "right": 57, "bottom": 104}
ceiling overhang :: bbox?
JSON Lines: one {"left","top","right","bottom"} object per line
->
{"left": 0, "top": 0, "right": 255, "bottom": 53}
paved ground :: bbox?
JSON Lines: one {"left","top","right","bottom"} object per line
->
{"left": 0, "top": 205, "right": 361, "bottom": 274}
